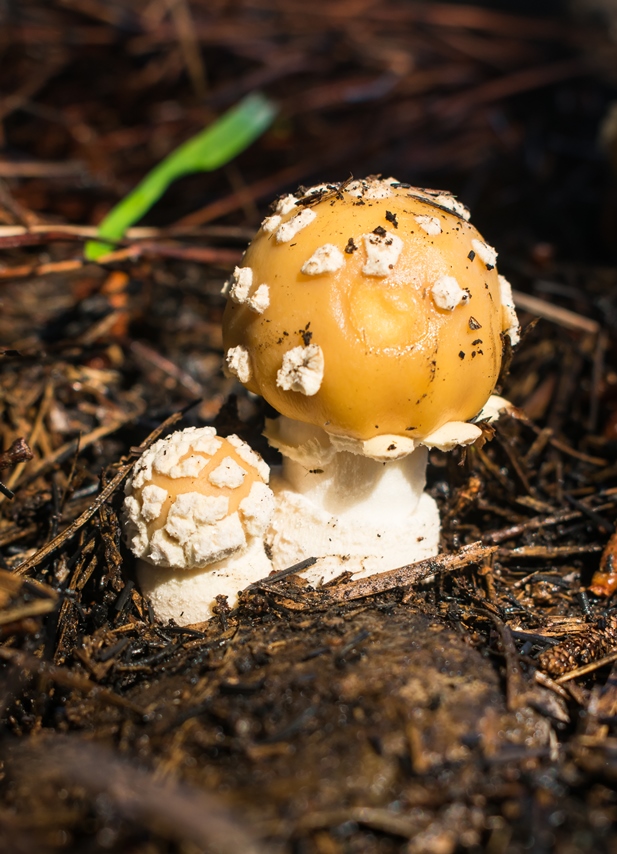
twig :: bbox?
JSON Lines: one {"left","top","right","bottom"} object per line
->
{"left": 482, "top": 499, "right": 617, "bottom": 545}
{"left": 246, "top": 557, "right": 318, "bottom": 590}
{"left": 14, "top": 404, "right": 193, "bottom": 577}
{"left": 8, "top": 403, "right": 146, "bottom": 492}
{"left": 0, "top": 259, "right": 84, "bottom": 281}
{"left": 130, "top": 341, "right": 204, "bottom": 397}
{"left": 556, "top": 650, "right": 617, "bottom": 684}
{"left": 257, "top": 542, "right": 497, "bottom": 607}
{"left": 436, "top": 59, "right": 589, "bottom": 118}
{"left": 512, "top": 290, "right": 600, "bottom": 335}
{"left": 0, "top": 438, "right": 34, "bottom": 471}
{"left": 0, "top": 598, "right": 58, "bottom": 626}
{"left": 0, "top": 160, "right": 87, "bottom": 178}
{"left": 92, "top": 241, "right": 241, "bottom": 266}
{"left": 0, "top": 223, "right": 254, "bottom": 241}
{"left": 1, "top": 380, "right": 55, "bottom": 497}
{"left": 167, "top": 0, "right": 207, "bottom": 98}
{"left": 498, "top": 544, "right": 603, "bottom": 559}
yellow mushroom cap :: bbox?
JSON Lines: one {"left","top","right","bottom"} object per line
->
{"left": 123, "top": 426, "right": 274, "bottom": 570}
{"left": 222, "top": 178, "right": 517, "bottom": 442}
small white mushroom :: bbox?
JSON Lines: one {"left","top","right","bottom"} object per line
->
{"left": 301, "top": 244, "right": 345, "bottom": 276}
{"left": 123, "top": 426, "right": 275, "bottom": 624}
{"left": 276, "top": 344, "right": 325, "bottom": 396}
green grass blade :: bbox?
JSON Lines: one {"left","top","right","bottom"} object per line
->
{"left": 85, "top": 92, "right": 277, "bottom": 261}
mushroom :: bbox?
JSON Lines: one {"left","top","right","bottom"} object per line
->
{"left": 123, "top": 426, "right": 274, "bottom": 623}
{"left": 222, "top": 177, "right": 519, "bottom": 581}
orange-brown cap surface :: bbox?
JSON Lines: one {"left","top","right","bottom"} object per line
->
{"left": 222, "top": 178, "right": 515, "bottom": 442}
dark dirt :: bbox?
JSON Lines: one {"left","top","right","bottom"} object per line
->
{"left": 2, "top": 1, "right": 617, "bottom": 852}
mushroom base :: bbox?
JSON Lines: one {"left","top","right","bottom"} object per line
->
{"left": 136, "top": 538, "right": 273, "bottom": 625}
{"left": 267, "top": 486, "right": 440, "bottom": 582}
{"left": 266, "top": 443, "right": 440, "bottom": 582}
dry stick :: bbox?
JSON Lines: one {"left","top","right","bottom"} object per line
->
{"left": 0, "top": 177, "right": 40, "bottom": 226}
{"left": 260, "top": 542, "right": 497, "bottom": 605}
{"left": 517, "top": 411, "right": 607, "bottom": 467}
{"left": 498, "top": 544, "right": 603, "bottom": 559}
{"left": 0, "top": 228, "right": 95, "bottom": 248}
{"left": 0, "top": 524, "right": 38, "bottom": 548}
{"left": 295, "top": 806, "right": 418, "bottom": 839}
{"left": 0, "top": 160, "right": 86, "bottom": 178}
{"left": 0, "top": 58, "right": 68, "bottom": 123}
{"left": 477, "top": 609, "right": 528, "bottom": 712}
{"left": 51, "top": 0, "right": 139, "bottom": 27}
{"left": 0, "top": 258, "right": 83, "bottom": 281}
{"left": 130, "top": 340, "right": 204, "bottom": 397}
{"left": 173, "top": 148, "right": 357, "bottom": 229}
{"left": 14, "top": 405, "right": 192, "bottom": 577}
{"left": 10, "top": 403, "right": 145, "bottom": 491}
{"left": 0, "top": 438, "right": 34, "bottom": 471}
{"left": 333, "top": 542, "right": 498, "bottom": 601}
{"left": 0, "top": 598, "right": 58, "bottom": 626}
{"left": 512, "top": 290, "right": 600, "bottom": 335}
{"left": 0, "top": 224, "right": 255, "bottom": 241}
{"left": 2, "top": 380, "right": 55, "bottom": 497}
{"left": 0, "top": 482, "right": 13, "bottom": 500}
{"left": 174, "top": 162, "right": 313, "bottom": 228}
{"left": 93, "top": 241, "right": 242, "bottom": 266}
{"left": 483, "top": 507, "right": 595, "bottom": 545}
{"left": 359, "top": 4, "right": 570, "bottom": 38}
{"left": 168, "top": 0, "right": 207, "bottom": 98}
{"left": 555, "top": 650, "right": 617, "bottom": 684}
{"left": 435, "top": 58, "right": 589, "bottom": 118}
{"left": 547, "top": 436, "right": 607, "bottom": 467}
{"left": 0, "top": 245, "right": 242, "bottom": 281}
{"left": 589, "top": 329, "right": 609, "bottom": 434}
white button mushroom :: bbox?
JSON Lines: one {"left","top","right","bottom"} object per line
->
{"left": 123, "top": 426, "right": 274, "bottom": 624}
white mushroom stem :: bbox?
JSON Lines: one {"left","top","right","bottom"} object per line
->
{"left": 280, "top": 443, "right": 429, "bottom": 523}
{"left": 265, "top": 416, "right": 440, "bottom": 582}
{"left": 137, "top": 538, "right": 272, "bottom": 626}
